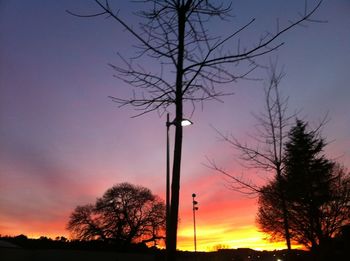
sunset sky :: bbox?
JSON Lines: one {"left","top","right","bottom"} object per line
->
{"left": 1, "top": 0, "right": 350, "bottom": 252}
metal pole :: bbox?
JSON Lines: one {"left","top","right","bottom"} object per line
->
{"left": 192, "top": 193, "right": 198, "bottom": 252}
{"left": 166, "top": 113, "right": 170, "bottom": 250}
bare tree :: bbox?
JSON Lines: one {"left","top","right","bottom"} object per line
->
{"left": 68, "top": 1, "right": 323, "bottom": 258}
{"left": 208, "top": 64, "right": 294, "bottom": 250}
{"left": 67, "top": 183, "right": 165, "bottom": 246}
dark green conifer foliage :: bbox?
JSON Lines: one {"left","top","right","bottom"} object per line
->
{"left": 257, "top": 120, "right": 350, "bottom": 251}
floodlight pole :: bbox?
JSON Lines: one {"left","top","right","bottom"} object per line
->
{"left": 192, "top": 193, "right": 198, "bottom": 252}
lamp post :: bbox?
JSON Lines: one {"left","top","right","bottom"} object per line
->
{"left": 166, "top": 113, "right": 171, "bottom": 250}
{"left": 166, "top": 113, "right": 193, "bottom": 250}
{"left": 192, "top": 193, "right": 198, "bottom": 252}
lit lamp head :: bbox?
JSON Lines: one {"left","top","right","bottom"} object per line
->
{"left": 181, "top": 119, "right": 193, "bottom": 127}
{"left": 167, "top": 117, "right": 193, "bottom": 127}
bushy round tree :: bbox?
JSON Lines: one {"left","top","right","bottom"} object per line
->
{"left": 67, "top": 183, "right": 165, "bottom": 246}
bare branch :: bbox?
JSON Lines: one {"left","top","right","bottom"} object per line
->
{"left": 204, "top": 157, "right": 261, "bottom": 196}
{"left": 185, "top": 1, "right": 323, "bottom": 72}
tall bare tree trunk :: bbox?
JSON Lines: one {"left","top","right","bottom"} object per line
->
{"left": 167, "top": 5, "right": 186, "bottom": 260}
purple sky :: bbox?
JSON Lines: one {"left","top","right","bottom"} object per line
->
{"left": 1, "top": 0, "right": 349, "bottom": 250}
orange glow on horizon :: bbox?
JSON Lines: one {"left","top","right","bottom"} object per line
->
{"left": 0, "top": 168, "right": 301, "bottom": 252}
{"left": 0, "top": 173, "right": 297, "bottom": 252}
{"left": 1, "top": 221, "right": 299, "bottom": 252}
{"left": 177, "top": 224, "right": 296, "bottom": 252}
{"left": 0, "top": 219, "right": 69, "bottom": 240}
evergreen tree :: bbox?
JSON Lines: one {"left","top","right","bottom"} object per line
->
{"left": 283, "top": 120, "right": 334, "bottom": 249}
{"left": 257, "top": 120, "right": 350, "bottom": 251}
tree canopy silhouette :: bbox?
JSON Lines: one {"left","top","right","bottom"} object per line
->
{"left": 67, "top": 183, "right": 165, "bottom": 246}
{"left": 257, "top": 120, "right": 350, "bottom": 250}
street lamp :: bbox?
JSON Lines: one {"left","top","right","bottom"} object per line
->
{"left": 180, "top": 119, "right": 193, "bottom": 126}
{"left": 192, "top": 193, "right": 198, "bottom": 252}
{"left": 166, "top": 113, "right": 193, "bottom": 250}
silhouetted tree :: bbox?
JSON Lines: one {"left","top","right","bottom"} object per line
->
{"left": 67, "top": 204, "right": 105, "bottom": 240}
{"left": 68, "top": 1, "right": 323, "bottom": 258}
{"left": 67, "top": 183, "right": 165, "bottom": 246}
{"left": 208, "top": 64, "right": 293, "bottom": 251}
{"left": 257, "top": 120, "right": 350, "bottom": 251}
{"left": 55, "top": 236, "right": 68, "bottom": 242}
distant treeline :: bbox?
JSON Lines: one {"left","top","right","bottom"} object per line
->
{"left": 0, "top": 234, "right": 153, "bottom": 253}
{"left": 1, "top": 232, "right": 349, "bottom": 260}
